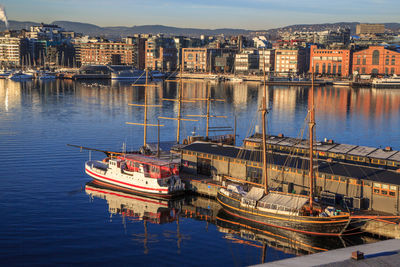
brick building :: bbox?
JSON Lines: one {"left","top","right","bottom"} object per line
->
{"left": 352, "top": 46, "right": 400, "bottom": 75}
{"left": 78, "top": 42, "right": 136, "bottom": 66}
{"left": 182, "top": 48, "right": 208, "bottom": 72}
{"left": 309, "top": 45, "right": 351, "bottom": 77}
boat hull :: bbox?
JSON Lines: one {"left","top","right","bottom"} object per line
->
{"left": 217, "top": 191, "right": 351, "bottom": 236}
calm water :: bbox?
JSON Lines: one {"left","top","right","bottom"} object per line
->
{"left": 1, "top": 79, "right": 398, "bottom": 266}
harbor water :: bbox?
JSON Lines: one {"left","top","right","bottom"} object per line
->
{"left": 1, "top": 79, "right": 399, "bottom": 266}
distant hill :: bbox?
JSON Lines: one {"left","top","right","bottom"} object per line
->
{"left": 51, "top": 21, "right": 250, "bottom": 38}
{"left": 264, "top": 22, "right": 400, "bottom": 35}
{"left": 0, "top": 20, "right": 40, "bottom": 31}
{"left": 0, "top": 20, "right": 399, "bottom": 38}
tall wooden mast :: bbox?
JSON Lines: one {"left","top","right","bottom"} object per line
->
{"left": 261, "top": 48, "right": 268, "bottom": 194}
{"left": 309, "top": 65, "right": 316, "bottom": 210}
{"left": 159, "top": 51, "right": 197, "bottom": 144}
{"left": 186, "top": 82, "right": 226, "bottom": 138}
{"left": 126, "top": 69, "right": 163, "bottom": 148}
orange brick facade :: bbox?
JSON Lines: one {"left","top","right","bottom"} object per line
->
{"left": 182, "top": 48, "right": 208, "bottom": 72}
{"left": 79, "top": 42, "right": 135, "bottom": 66}
{"left": 352, "top": 46, "right": 400, "bottom": 75}
{"left": 309, "top": 45, "right": 351, "bottom": 77}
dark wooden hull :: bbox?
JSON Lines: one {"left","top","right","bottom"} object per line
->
{"left": 217, "top": 191, "right": 351, "bottom": 236}
{"left": 216, "top": 209, "right": 365, "bottom": 255}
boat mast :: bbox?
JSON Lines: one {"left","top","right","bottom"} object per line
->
{"left": 185, "top": 82, "right": 226, "bottom": 138}
{"left": 309, "top": 64, "right": 316, "bottom": 210}
{"left": 177, "top": 58, "right": 183, "bottom": 144}
{"left": 206, "top": 83, "right": 211, "bottom": 138}
{"left": 127, "top": 69, "right": 163, "bottom": 150}
{"left": 262, "top": 48, "right": 268, "bottom": 194}
{"left": 144, "top": 70, "right": 149, "bottom": 146}
{"left": 159, "top": 53, "right": 198, "bottom": 143}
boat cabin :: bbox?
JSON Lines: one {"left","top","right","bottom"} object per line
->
{"left": 117, "top": 154, "right": 179, "bottom": 179}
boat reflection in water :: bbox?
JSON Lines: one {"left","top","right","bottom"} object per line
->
{"left": 216, "top": 209, "right": 380, "bottom": 263}
{"left": 85, "top": 181, "right": 185, "bottom": 254}
{"left": 85, "top": 181, "right": 183, "bottom": 224}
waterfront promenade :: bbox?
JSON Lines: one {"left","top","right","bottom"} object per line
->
{"left": 259, "top": 239, "right": 400, "bottom": 266}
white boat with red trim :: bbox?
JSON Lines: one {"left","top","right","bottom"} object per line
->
{"left": 85, "top": 153, "right": 185, "bottom": 198}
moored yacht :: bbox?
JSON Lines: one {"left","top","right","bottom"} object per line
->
{"left": 85, "top": 151, "right": 185, "bottom": 198}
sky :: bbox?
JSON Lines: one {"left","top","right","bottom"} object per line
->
{"left": 1, "top": 0, "right": 399, "bottom": 30}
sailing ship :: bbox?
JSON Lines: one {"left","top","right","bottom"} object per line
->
{"left": 217, "top": 64, "right": 352, "bottom": 236}
{"left": 84, "top": 70, "right": 185, "bottom": 198}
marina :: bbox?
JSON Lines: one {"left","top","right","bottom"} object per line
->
{"left": 1, "top": 79, "right": 400, "bottom": 265}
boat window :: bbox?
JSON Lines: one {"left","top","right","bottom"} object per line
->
{"left": 381, "top": 190, "right": 388, "bottom": 195}
{"left": 382, "top": 184, "right": 389, "bottom": 190}
{"left": 389, "top": 191, "right": 396, "bottom": 197}
{"left": 390, "top": 185, "right": 397, "bottom": 191}
{"left": 373, "top": 188, "right": 380, "bottom": 194}
{"left": 373, "top": 183, "right": 381, "bottom": 188}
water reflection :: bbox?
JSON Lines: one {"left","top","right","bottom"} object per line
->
{"left": 216, "top": 209, "right": 381, "bottom": 264}
{"left": 1, "top": 79, "right": 399, "bottom": 148}
{"left": 84, "top": 181, "right": 383, "bottom": 264}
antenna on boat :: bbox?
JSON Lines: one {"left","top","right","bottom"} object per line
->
{"left": 126, "top": 69, "right": 164, "bottom": 150}
{"left": 309, "top": 60, "right": 316, "bottom": 211}
{"left": 261, "top": 48, "right": 268, "bottom": 195}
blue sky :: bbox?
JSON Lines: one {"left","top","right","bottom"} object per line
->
{"left": 2, "top": 0, "right": 399, "bottom": 29}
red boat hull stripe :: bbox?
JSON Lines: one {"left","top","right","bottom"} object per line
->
{"left": 85, "top": 168, "right": 169, "bottom": 192}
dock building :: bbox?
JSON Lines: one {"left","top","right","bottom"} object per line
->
{"left": 178, "top": 137, "right": 400, "bottom": 215}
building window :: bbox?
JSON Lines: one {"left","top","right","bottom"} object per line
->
{"left": 361, "top": 67, "right": 366, "bottom": 74}
{"left": 322, "top": 63, "right": 326, "bottom": 73}
{"left": 372, "top": 50, "right": 380, "bottom": 65}
{"left": 385, "top": 68, "right": 389, "bottom": 75}
{"left": 391, "top": 68, "right": 395, "bottom": 74}
{"left": 327, "top": 63, "right": 331, "bottom": 74}
{"left": 356, "top": 56, "right": 360, "bottom": 65}
{"left": 338, "top": 64, "right": 342, "bottom": 74}
{"left": 362, "top": 56, "right": 366, "bottom": 65}
{"left": 372, "top": 68, "right": 379, "bottom": 74}
{"left": 315, "top": 63, "right": 319, "bottom": 74}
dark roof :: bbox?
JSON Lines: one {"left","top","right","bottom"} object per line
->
{"left": 182, "top": 142, "right": 400, "bottom": 186}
